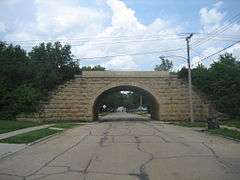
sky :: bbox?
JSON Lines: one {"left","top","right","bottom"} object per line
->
{"left": 0, "top": 0, "right": 240, "bottom": 70}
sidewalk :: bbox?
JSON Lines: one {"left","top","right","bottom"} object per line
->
{"left": 0, "top": 124, "right": 55, "bottom": 158}
{"left": 0, "top": 124, "right": 54, "bottom": 140}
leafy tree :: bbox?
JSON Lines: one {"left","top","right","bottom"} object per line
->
{"left": 178, "top": 53, "right": 240, "bottom": 118}
{"left": 12, "top": 85, "right": 42, "bottom": 114}
{"left": 0, "top": 41, "right": 80, "bottom": 119}
{"left": 154, "top": 57, "right": 173, "bottom": 71}
{"left": 29, "top": 42, "right": 80, "bottom": 91}
{"left": 81, "top": 65, "right": 105, "bottom": 71}
{"left": 0, "top": 42, "right": 34, "bottom": 118}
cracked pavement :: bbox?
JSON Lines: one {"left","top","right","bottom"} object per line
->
{"left": 0, "top": 121, "right": 240, "bottom": 180}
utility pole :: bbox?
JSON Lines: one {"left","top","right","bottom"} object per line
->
{"left": 186, "top": 33, "right": 194, "bottom": 123}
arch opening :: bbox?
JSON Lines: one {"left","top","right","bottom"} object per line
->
{"left": 92, "top": 85, "right": 160, "bottom": 121}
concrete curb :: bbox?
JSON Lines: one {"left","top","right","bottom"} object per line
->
{"left": 0, "top": 124, "right": 55, "bottom": 140}
{"left": 28, "top": 131, "right": 62, "bottom": 146}
{"left": 0, "top": 130, "right": 61, "bottom": 160}
{"left": 0, "top": 123, "right": 91, "bottom": 160}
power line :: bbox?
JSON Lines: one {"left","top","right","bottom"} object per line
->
{"left": 191, "top": 12, "right": 240, "bottom": 47}
{"left": 18, "top": 37, "right": 185, "bottom": 48}
{"left": 7, "top": 36, "right": 238, "bottom": 49}
{"left": 3, "top": 32, "right": 240, "bottom": 44}
{"left": 191, "top": 12, "right": 240, "bottom": 49}
{"left": 78, "top": 48, "right": 184, "bottom": 60}
{"left": 3, "top": 33, "right": 187, "bottom": 44}
{"left": 197, "top": 40, "right": 240, "bottom": 63}
{"left": 0, "top": 48, "right": 184, "bottom": 63}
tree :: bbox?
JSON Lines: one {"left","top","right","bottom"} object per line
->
{"left": 81, "top": 65, "right": 105, "bottom": 71}
{"left": 0, "top": 42, "right": 37, "bottom": 118}
{"left": 29, "top": 42, "right": 80, "bottom": 91}
{"left": 178, "top": 53, "right": 240, "bottom": 118}
{"left": 154, "top": 57, "right": 173, "bottom": 71}
{"left": 0, "top": 41, "right": 80, "bottom": 119}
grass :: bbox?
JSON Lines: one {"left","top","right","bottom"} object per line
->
{"left": 220, "top": 120, "right": 240, "bottom": 129}
{"left": 99, "top": 112, "right": 111, "bottom": 116}
{"left": 208, "top": 128, "right": 240, "bottom": 141}
{"left": 134, "top": 111, "right": 150, "bottom": 117}
{"left": 52, "top": 123, "right": 80, "bottom": 129}
{"left": 171, "top": 121, "right": 206, "bottom": 128}
{"left": 0, "top": 122, "right": 81, "bottom": 144}
{"left": 0, "top": 120, "right": 42, "bottom": 134}
{"left": 0, "top": 128, "right": 60, "bottom": 144}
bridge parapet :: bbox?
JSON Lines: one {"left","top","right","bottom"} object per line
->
{"left": 77, "top": 71, "right": 170, "bottom": 78}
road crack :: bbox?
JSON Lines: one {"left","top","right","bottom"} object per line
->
{"left": 25, "top": 133, "right": 90, "bottom": 179}
{"left": 129, "top": 136, "right": 154, "bottom": 180}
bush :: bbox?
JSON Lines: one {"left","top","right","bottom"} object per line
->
{"left": 12, "top": 85, "right": 42, "bottom": 114}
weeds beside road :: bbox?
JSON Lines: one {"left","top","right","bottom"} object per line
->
{"left": 171, "top": 120, "right": 240, "bottom": 141}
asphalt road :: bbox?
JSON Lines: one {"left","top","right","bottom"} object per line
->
{"left": 99, "top": 112, "right": 150, "bottom": 121}
{"left": 0, "top": 121, "right": 240, "bottom": 180}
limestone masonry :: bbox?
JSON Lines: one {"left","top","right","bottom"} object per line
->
{"left": 18, "top": 71, "right": 211, "bottom": 122}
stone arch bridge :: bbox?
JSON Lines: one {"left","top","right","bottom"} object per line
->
{"left": 19, "top": 71, "right": 210, "bottom": 122}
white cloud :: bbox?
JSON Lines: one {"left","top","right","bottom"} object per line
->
{"left": 199, "top": 1, "right": 224, "bottom": 32}
{"left": 105, "top": 0, "right": 145, "bottom": 31}
{"left": 191, "top": 47, "right": 221, "bottom": 68}
{"left": 103, "top": 56, "right": 138, "bottom": 70}
{"left": 34, "top": 0, "right": 107, "bottom": 35}
{"left": 2, "top": 0, "right": 239, "bottom": 70}
{"left": 72, "top": 0, "right": 184, "bottom": 70}
{"left": 0, "top": 22, "right": 6, "bottom": 33}
{"left": 226, "top": 44, "right": 240, "bottom": 59}
{"left": 193, "top": 1, "right": 240, "bottom": 68}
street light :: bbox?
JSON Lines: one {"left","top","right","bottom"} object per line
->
{"left": 159, "top": 55, "right": 194, "bottom": 123}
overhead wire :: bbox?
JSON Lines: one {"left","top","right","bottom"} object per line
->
{"left": 191, "top": 12, "right": 240, "bottom": 49}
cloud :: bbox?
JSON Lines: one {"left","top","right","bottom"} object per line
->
{"left": 105, "top": 0, "right": 145, "bottom": 32}
{"left": 227, "top": 44, "right": 240, "bottom": 59}
{"left": 191, "top": 47, "right": 221, "bottom": 68}
{"left": 34, "top": 0, "right": 107, "bottom": 35}
{"left": 73, "top": 0, "right": 184, "bottom": 70}
{"left": 1, "top": 0, "right": 239, "bottom": 70}
{"left": 199, "top": 1, "right": 224, "bottom": 32}
{"left": 0, "top": 0, "right": 185, "bottom": 70}
{"left": 2, "top": 0, "right": 108, "bottom": 43}
{"left": 192, "top": 1, "right": 240, "bottom": 68}
{"left": 0, "top": 22, "right": 6, "bottom": 33}
{"left": 0, "top": 0, "right": 21, "bottom": 7}
{"left": 102, "top": 56, "right": 138, "bottom": 70}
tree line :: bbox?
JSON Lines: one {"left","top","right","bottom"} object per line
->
{"left": 0, "top": 41, "right": 104, "bottom": 119}
{"left": 154, "top": 54, "right": 240, "bottom": 118}
{"left": 177, "top": 53, "right": 240, "bottom": 118}
{"left": 0, "top": 41, "right": 239, "bottom": 120}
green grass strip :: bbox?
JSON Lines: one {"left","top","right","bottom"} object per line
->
{"left": 0, "top": 120, "right": 42, "bottom": 134}
{"left": 0, "top": 128, "right": 60, "bottom": 144}
{"left": 52, "top": 123, "right": 80, "bottom": 129}
{"left": 220, "top": 120, "right": 240, "bottom": 129}
{"left": 208, "top": 128, "right": 240, "bottom": 141}
{"left": 171, "top": 121, "right": 206, "bottom": 127}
